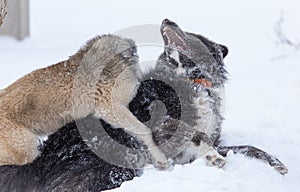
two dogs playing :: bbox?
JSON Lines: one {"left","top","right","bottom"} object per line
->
{"left": 0, "top": 19, "right": 288, "bottom": 177}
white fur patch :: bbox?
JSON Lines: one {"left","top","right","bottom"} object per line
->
{"left": 198, "top": 142, "right": 215, "bottom": 157}
{"left": 216, "top": 86, "right": 226, "bottom": 117}
{"left": 169, "top": 50, "right": 185, "bottom": 76}
{"left": 193, "top": 91, "right": 216, "bottom": 136}
{"left": 174, "top": 142, "right": 200, "bottom": 164}
{"left": 170, "top": 49, "right": 180, "bottom": 64}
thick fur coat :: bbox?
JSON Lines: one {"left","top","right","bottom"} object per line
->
{"left": 0, "top": 19, "right": 288, "bottom": 191}
{"left": 0, "top": 34, "right": 169, "bottom": 169}
{"left": 0, "top": 73, "right": 196, "bottom": 191}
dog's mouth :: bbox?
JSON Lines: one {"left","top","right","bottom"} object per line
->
{"left": 186, "top": 66, "right": 213, "bottom": 88}
{"left": 161, "top": 19, "right": 188, "bottom": 52}
{"left": 192, "top": 78, "right": 212, "bottom": 88}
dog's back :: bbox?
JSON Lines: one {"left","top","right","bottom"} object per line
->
{"left": 0, "top": 35, "right": 139, "bottom": 134}
{"left": 0, "top": 34, "right": 154, "bottom": 166}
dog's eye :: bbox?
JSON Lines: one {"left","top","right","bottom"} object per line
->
{"left": 179, "top": 54, "right": 195, "bottom": 67}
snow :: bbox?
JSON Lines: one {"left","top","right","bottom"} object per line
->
{"left": 1, "top": 0, "right": 300, "bottom": 191}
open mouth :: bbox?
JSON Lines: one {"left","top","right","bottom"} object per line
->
{"left": 187, "top": 69, "right": 212, "bottom": 87}
{"left": 192, "top": 78, "right": 212, "bottom": 88}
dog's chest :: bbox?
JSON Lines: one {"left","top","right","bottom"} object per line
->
{"left": 192, "top": 88, "right": 219, "bottom": 137}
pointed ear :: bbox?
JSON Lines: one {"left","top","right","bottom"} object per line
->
{"left": 162, "top": 26, "right": 188, "bottom": 51}
{"left": 219, "top": 44, "right": 228, "bottom": 58}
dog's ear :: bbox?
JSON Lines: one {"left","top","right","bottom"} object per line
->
{"left": 219, "top": 44, "right": 228, "bottom": 58}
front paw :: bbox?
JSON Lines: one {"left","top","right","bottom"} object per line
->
{"left": 153, "top": 158, "right": 174, "bottom": 171}
{"left": 148, "top": 146, "right": 173, "bottom": 171}
{"left": 205, "top": 152, "right": 226, "bottom": 168}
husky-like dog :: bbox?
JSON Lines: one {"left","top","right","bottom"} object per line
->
{"left": 152, "top": 19, "right": 228, "bottom": 168}
{"left": 150, "top": 19, "right": 288, "bottom": 174}
{"left": 0, "top": 34, "right": 170, "bottom": 169}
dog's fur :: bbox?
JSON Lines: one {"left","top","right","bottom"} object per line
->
{"left": 0, "top": 117, "right": 142, "bottom": 192}
{"left": 0, "top": 19, "right": 288, "bottom": 191}
{"left": 151, "top": 19, "right": 228, "bottom": 167}
{"left": 0, "top": 34, "right": 170, "bottom": 169}
{"left": 0, "top": 75, "right": 197, "bottom": 192}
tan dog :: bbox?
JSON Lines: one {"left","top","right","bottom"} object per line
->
{"left": 0, "top": 35, "right": 170, "bottom": 169}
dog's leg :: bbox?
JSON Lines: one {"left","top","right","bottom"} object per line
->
{"left": 100, "top": 105, "right": 171, "bottom": 170}
{"left": 191, "top": 132, "right": 226, "bottom": 168}
{"left": 217, "top": 145, "right": 288, "bottom": 175}
{"left": 0, "top": 118, "right": 39, "bottom": 165}
{"left": 96, "top": 66, "right": 172, "bottom": 170}
{"left": 198, "top": 142, "right": 226, "bottom": 168}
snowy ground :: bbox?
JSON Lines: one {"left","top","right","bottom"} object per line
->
{"left": 1, "top": 0, "right": 300, "bottom": 191}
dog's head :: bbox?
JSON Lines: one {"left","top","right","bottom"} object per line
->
{"left": 156, "top": 19, "right": 228, "bottom": 88}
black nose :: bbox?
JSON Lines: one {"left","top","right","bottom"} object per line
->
{"left": 162, "top": 19, "right": 177, "bottom": 27}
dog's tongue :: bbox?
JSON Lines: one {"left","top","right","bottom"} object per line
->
{"left": 193, "top": 79, "right": 212, "bottom": 87}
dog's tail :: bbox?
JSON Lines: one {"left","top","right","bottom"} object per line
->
{"left": 217, "top": 145, "right": 288, "bottom": 175}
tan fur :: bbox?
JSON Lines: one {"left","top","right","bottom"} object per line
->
{"left": 0, "top": 35, "right": 169, "bottom": 168}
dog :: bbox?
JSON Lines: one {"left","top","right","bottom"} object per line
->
{"left": 149, "top": 19, "right": 288, "bottom": 174}
{"left": 144, "top": 18, "right": 229, "bottom": 168}
{"left": 0, "top": 34, "right": 170, "bottom": 169}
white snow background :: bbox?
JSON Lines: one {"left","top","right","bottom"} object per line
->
{"left": 1, "top": 0, "right": 300, "bottom": 191}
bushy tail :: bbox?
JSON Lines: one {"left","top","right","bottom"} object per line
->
{"left": 217, "top": 145, "right": 288, "bottom": 175}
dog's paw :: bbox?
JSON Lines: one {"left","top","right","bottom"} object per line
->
{"left": 205, "top": 151, "right": 226, "bottom": 168}
{"left": 274, "top": 164, "right": 289, "bottom": 175}
{"left": 148, "top": 146, "right": 173, "bottom": 171}
{"left": 153, "top": 159, "right": 174, "bottom": 171}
